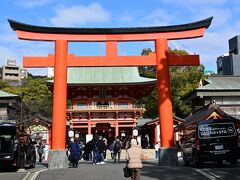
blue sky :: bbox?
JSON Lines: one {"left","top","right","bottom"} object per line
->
{"left": 0, "top": 0, "right": 240, "bottom": 75}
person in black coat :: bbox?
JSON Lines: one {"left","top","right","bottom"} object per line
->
{"left": 68, "top": 138, "right": 81, "bottom": 168}
{"left": 85, "top": 140, "right": 93, "bottom": 163}
{"left": 98, "top": 136, "right": 106, "bottom": 164}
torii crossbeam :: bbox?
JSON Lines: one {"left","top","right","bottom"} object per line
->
{"left": 8, "top": 17, "right": 212, "bottom": 168}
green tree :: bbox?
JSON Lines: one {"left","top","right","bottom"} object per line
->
{"left": 137, "top": 48, "right": 204, "bottom": 118}
{"left": 0, "top": 80, "right": 10, "bottom": 89}
{"left": 2, "top": 77, "right": 53, "bottom": 118}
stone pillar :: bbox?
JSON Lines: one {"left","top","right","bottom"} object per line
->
{"left": 159, "top": 147, "right": 178, "bottom": 166}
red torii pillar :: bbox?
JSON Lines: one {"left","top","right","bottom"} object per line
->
{"left": 8, "top": 17, "right": 212, "bottom": 167}
{"left": 155, "top": 38, "right": 173, "bottom": 147}
{"left": 52, "top": 40, "right": 68, "bottom": 149}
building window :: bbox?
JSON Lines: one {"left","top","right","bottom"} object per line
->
{"left": 118, "top": 102, "right": 128, "bottom": 109}
{"left": 96, "top": 102, "right": 109, "bottom": 109}
{"left": 77, "top": 103, "right": 87, "bottom": 109}
{"left": 99, "top": 89, "right": 106, "bottom": 98}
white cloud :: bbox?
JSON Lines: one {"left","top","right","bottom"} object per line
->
{"left": 0, "top": 31, "right": 19, "bottom": 44}
{"left": 14, "top": 0, "right": 52, "bottom": 8}
{"left": 0, "top": 23, "right": 53, "bottom": 76}
{"left": 189, "top": 7, "right": 232, "bottom": 29}
{"left": 162, "top": 0, "right": 227, "bottom": 7}
{"left": 0, "top": 46, "right": 18, "bottom": 64}
{"left": 119, "top": 15, "right": 133, "bottom": 23}
{"left": 50, "top": 3, "right": 111, "bottom": 26}
{"left": 176, "top": 20, "right": 240, "bottom": 71}
{"left": 141, "top": 9, "right": 175, "bottom": 26}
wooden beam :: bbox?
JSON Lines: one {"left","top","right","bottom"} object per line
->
{"left": 168, "top": 53, "right": 200, "bottom": 66}
{"left": 23, "top": 53, "right": 199, "bottom": 67}
{"left": 16, "top": 28, "right": 206, "bottom": 41}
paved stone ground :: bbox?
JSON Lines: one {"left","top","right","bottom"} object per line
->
{"left": 1, "top": 160, "right": 240, "bottom": 180}
{"left": 36, "top": 160, "right": 207, "bottom": 180}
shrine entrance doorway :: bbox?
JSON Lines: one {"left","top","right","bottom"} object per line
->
{"left": 93, "top": 123, "right": 114, "bottom": 144}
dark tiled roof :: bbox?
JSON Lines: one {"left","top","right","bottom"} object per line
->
{"left": 137, "top": 118, "right": 152, "bottom": 127}
{"left": 176, "top": 103, "right": 239, "bottom": 131}
{"left": 25, "top": 114, "right": 52, "bottom": 128}
{"left": 137, "top": 115, "right": 184, "bottom": 127}
{"left": 184, "top": 76, "right": 240, "bottom": 100}
{"left": 8, "top": 17, "right": 212, "bottom": 34}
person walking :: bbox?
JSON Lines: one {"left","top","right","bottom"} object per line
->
{"left": 109, "top": 142, "right": 114, "bottom": 159}
{"left": 113, "top": 137, "right": 122, "bottom": 163}
{"left": 85, "top": 140, "right": 93, "bottom": 163}
{"left": 37, "top": 141, "right": 45, "bottom": 162}
{"left": 92, "top": 136, "right": 99, "bottom": 164}
{"left": 125, "top": 139, "right": 144, "bottom": 180}
{"left": 103, "top": 138, "right": 108, "bottom": 160}
{"left": 98, "top": 136, "right": 106, "bottom": 164}
{"left": 154, "top": 141, "right": 160, "bottom": 160}
{"left": 68, "top": 138, "right": 81, "bottom": 168}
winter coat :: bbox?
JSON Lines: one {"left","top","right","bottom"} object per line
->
{"left": 68, "top": 141, "right": 81, "bottom": 161}
{"left": 37, "top": 144, "right": 45, "bottom": 154}
{"left": 113, "top": 140, "right": 122, "bottom": 153}
{"left": 98, "top": 139, "right": 106, "bottom": 153}
{"left": 125, "top": 144, "right": 144, "bottom": 169}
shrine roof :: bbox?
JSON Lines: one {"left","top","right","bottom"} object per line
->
{"left": 48, "top": 67, "right": 156, "bottom": 85}
{"left": 198, "top": 76, "right": 240, "bottom": 90}
{"left": 0, "top": 90, "right": 18, "bottom": 98}
{"left": 185, "top": 103, "right": 239, "bottom": 124}
{"left": 174, "top": 103, "right": 240, "bottom": 132}
{"left": 184, "top": 76, "right": 240, "bottom": 100}
{"left": 8, "top": 17, "right": 212, "bottom": 34}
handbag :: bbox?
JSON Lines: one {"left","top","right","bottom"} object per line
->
{"left": 123, "top": 164, "right": 132, "bottom": 178}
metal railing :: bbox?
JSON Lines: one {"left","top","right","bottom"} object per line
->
{"left": 67, "top": 104, "right": 145, "bottom": 110}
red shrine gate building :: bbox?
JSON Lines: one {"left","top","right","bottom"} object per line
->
{"left": 8, "top": 17, "right": 212, "bottom": 168}
{"left": 48, "top": 67, "right": 156, "bottom": 143}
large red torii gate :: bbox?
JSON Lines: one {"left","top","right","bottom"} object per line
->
{"left": 8, "top": 17, "right": 212, "bottom": 167}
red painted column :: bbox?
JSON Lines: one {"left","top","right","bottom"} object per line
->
{"left": 52, "top": 40, "right": 68, "bottom": 150}
{"left": 115, "top": 121, "right": 119, "bottom": 137}
{"left": 88, "top": 120, "right": 91, "bottom": 135}
{"left": 155, "top": 38, "right": 174, "bottom": 147}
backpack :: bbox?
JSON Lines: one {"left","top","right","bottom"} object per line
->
{"left": 114, "top": 141, "right": 121, "bottom": 152}
{"left": 93, "top": 141, "right": 98, "bottom": 150}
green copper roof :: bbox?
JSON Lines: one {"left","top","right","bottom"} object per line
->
{"left": 0, "top": 90, "right": 18, "bottom": 98}
{"left": 183, "top": 76, "right": 240, "bottom": 100}
{"left": 48, "top": 67, "right": 156, "bottom": 85}
{"left": 198, "top": 76, "right": 240, "bottom": 90}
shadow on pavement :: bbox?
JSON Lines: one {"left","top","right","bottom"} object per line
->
{"left": 141, "top": 161, "right": 206, "bottom": 180}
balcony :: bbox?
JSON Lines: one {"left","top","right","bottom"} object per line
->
{"left": 66, "top": 104, "right": 145, "bottom": 112}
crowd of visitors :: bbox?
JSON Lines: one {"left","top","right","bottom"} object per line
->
{"left": 67, "top": 135, "right": 125, "bottom": 166}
